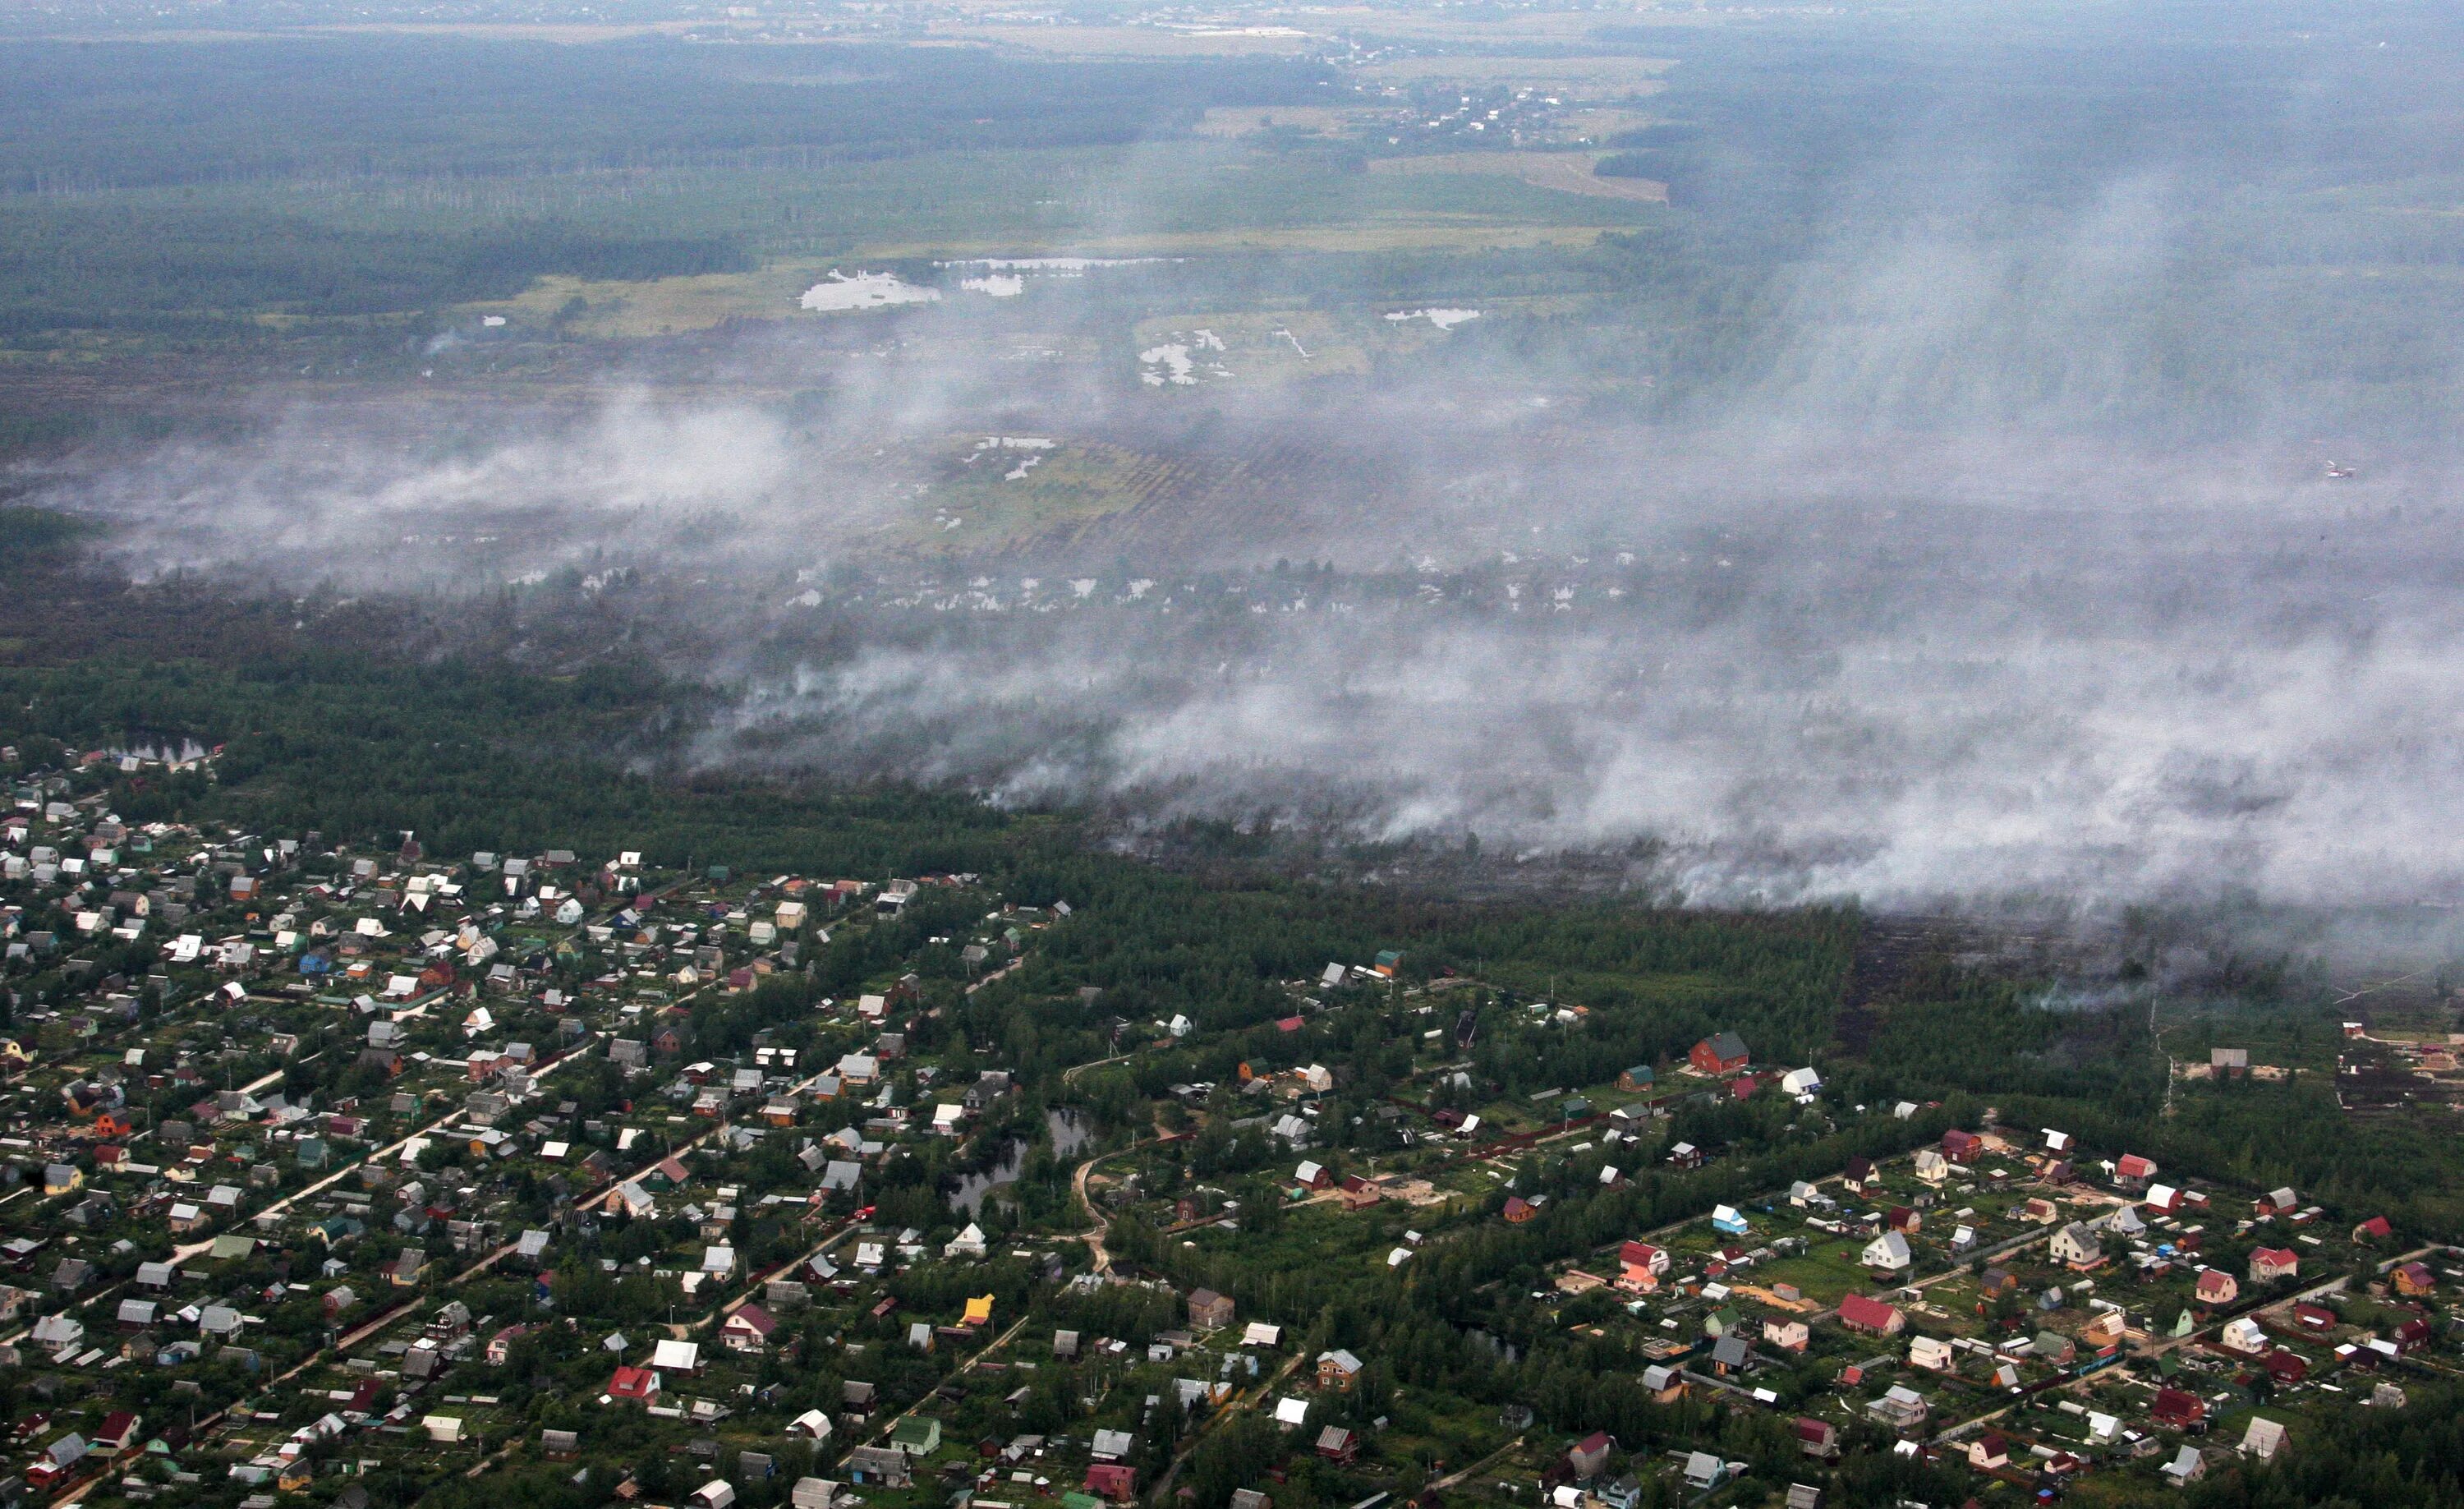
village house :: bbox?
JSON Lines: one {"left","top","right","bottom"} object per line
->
{"left": 2048, "top": 1221, "right": 2103, "bottom": 1270}
{"left": 1618, "top": 1240, "right": 1669, "bottom": 1290}
{"left": 2152, "top": 1387, "right": 2208, "bottom": 1428}
{"left": 1837, "top": 1293, "right": 1905, "bottom": 1336}
{"left": 1317, "top": 1349, "right": 1363, "bottom": 1391}
{"left": 846, "top": 1447, "right": 911, "bottom": 1488}
{"left": 1795, "top": 1418, "right": 1838, "bottom": 1461}
{"left": 1689, "top": 1033, "right": 1750, "bottom": 1075}
{"left": 721, "top": 1304, "right": 779, "bottom": 1352}
{"left": 1867, "top": 1385, "right": 1927, "bottom": 1431}
{"left": 2161, "top": 1446, "right": 2206, "bottom": 1487}
{"left": 1085, "top": 1464, "right": 1138, "bottom": 1502}
{"left": 1567, "top": 1431, "right": 1612, "bottom": 1479}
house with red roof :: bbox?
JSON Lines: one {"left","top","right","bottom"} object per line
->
{"left": 1941, "top": 1129, "right": 1982, "bottom": 1164}
{"left": 1794, "top": 1418, "right": 1838, "bottom": 1461}
{"left": 609, "top": 1365, "right": 660, "bottom": 1401}
{"left": 1837, "top": 1293, "right": 1905, "bottom": 1336}
{"left": 2249, "top": 1248, "right": 2301, "bottom": 1283}
{"left": 92, "top": 1411, "right": 141, "bottom": 1452}
{"left": 2151, "top": 1387, "right": 2206, "bottom": 1428}
{"left": 1567, "top": 1431, "right": 1611, "bottom": 1479}
{"left": 2114, "top": 1153, "right": 2157, "bottom": 1188}
{"left": 2352, "top": 1215, "right": 2394, "bottom": 1244}
{"left": 2195, "top": 1270, "right": 2238, "bottom": 1307}
{"left": 1085, "top": 1464, "right": 1138, "bottom": 1502}
{"left": 1689, "top": 1033, "right": 1749, "bottom": 1076}
{"left": 1618, "top": 1241, "right": 1668, "bottom": 1289}
{"left": 721, "top": 1304, "right": 779, "bottom": 1353}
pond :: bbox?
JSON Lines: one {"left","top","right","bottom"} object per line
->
{"left": 948, "top": 1108, "right": 1092, "bottom": 1216}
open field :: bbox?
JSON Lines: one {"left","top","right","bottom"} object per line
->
{"left": 1131, "top": 307, "right": 1373, "bottom": 387}
{"left": 859, "top": 222, "right": 1623, "bottom": 255}
{"left": 1370, "top": 150, "right": 1669, "bottom": 203}
{"left": 16, "top": 21, "right": 699, "bottom": 41}
{"left": 1194, "top": 104, "right": 1370, "bottom": 137}
{"left": 478, "top": 265, "right": 829, "bottom": 338}
{"left": 924, "top": 21, "right": 1324, "bottom": 55}
{"left": 1356, "top": 53, "right": 1675, "bottom": 94}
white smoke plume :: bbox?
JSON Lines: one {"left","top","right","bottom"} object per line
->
{"left": 21, "top": 1, "right": 2464, "bottom": 916}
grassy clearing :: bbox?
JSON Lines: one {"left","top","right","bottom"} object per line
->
{"left": 924, "top": 22, "right": 1322, "bottom": 57}
{"left": 1193, "top": 104, "right": 1369, "bottom": 137}
{"left": 479, "top": 261, "right": 833, "bottom": 337}
{"left": 1356, "top": 53, "right": 1675, "bottom": 95}
{"left": 1131, "top": 307, "right": 1372, "bottom": 385}
{"left": 867, "top": 223, "right": 1620, "bottom": 255}
{"left": 895, "top": 439, "right": 1167, "bottom": 557}
{"left": 1370, "top": 152, "right": 1668, "bottom": 204}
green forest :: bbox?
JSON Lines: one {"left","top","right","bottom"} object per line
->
{"left": 1, "top": 15, "right": 2460, "bottom": 435}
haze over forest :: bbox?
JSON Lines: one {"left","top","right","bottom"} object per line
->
{"left": 7, "top": 0, "right": 2464, "bottom": 915}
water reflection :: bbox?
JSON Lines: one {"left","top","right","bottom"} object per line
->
{"left": 949, "top": 1108, "right": 1091, "bottom": 1216}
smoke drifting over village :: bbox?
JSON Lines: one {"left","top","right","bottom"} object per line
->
{"left": 45, "top": 343, "right": 2464, "bottom": 914}
{"left": 28, "top": 3, "right": 2464, "bottom": 914}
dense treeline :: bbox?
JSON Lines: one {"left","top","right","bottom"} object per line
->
{"left": 0, "top": 37, "right": 1329, "bottom": 324}
{"left": 0, "top": 202, "right": 754, "bottom": 322}
{"left": 2186, "top": 1374, "right": 2464, "bottom": 1509}
{"left": 0, "top": 653, "right": 1029, "bottom": 876}
{"left": 0, "top": 39, "right": 1333, "bottom": 192}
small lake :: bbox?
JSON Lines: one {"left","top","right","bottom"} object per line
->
{"left": 949, "top": 1108, "right": 1092, "bottom": 1216}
